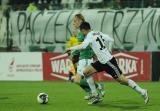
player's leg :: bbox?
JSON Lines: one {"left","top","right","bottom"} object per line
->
{"left": 105, "top": 57, "right": 149, "bottom": 104}
{"left": 69, "top": 54, "right": 92, "bottom": 93}
{"left": 83, "top": 65, "right": 98, "bottom": 95}
{"left": 69, "top": 65, "right": 92, "bottom": 94}
{"left": 76, "top": 59, "right": 99, "bottom": 100}
{"left": 116, "top": 74, "right": 144, "bottom": 94}
{"left": 86, "top": 59, "right": 106, "bottom": 97}
{"left": 70, "top": 58, "right": 96, "bottom": 100}
{"left": 75, "top": 59, "right": 91, "bottom": 93}
{"left": 115, "top": 75, "right": 149, "bottom": 104}
{"left": 77, "top": 59, "right": 105, "bottom": 99}
{"left": 73, "top": 74, "right": 91, "bottom": 92}
{"left": 83, "top": 64, "right": 103, "bottom": 104}
{"left": 84, "top": 60, "right": 110, "bottom": 96}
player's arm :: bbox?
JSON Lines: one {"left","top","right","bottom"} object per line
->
{"left": 69, "top": 36, "right": 91, "bottom": 51}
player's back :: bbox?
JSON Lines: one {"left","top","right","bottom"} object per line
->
{"left": 87, "top": 31, "right": 113, "bottom": 64}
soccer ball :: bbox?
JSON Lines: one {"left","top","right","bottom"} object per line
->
{"left": 37, "top": 93, "right": 48, "bottom": 104}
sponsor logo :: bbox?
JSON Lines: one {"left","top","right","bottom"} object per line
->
{"left": 7, "top": 57, "right": 15, "bottom": 77}
{"left": 49, "top": 54, "right": 70, "bottom": 80}
{"left": 9, "top": 57, "right": 15, "bottom": 72}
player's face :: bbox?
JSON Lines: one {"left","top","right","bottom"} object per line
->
{"left": 73, "top": 17, "right": 82, "bottom": 29}
{"left": 81, "top": 29, "right": 88, "bottom": 36}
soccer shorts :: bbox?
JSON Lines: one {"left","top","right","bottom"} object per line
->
{"left": 77, "top": 59, "right": 93, "bottom": 76}
{"left": 91, "top": 57, "right": 122, "bottom": 79}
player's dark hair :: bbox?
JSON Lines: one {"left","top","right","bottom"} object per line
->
{"left": 80, "top": 22, "right": 91, "bottom": 30}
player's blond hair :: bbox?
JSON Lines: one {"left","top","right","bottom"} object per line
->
{"left": 75, "top": 14, "right": 85, "bottom": 22}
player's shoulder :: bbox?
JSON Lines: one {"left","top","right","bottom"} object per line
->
{"left": 89, "top": 31, "right": 109, "bottom": 37}
{"left": 99, "top": 32, "right": 110, "bottom": 38}
{"left": 87, "top": 31, "right": 99, "bottom": 39}
{"left": 89, "top": 31, "right": 100, "bottom": 36}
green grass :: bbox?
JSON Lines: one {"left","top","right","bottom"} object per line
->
{"left": 0, "top": 81, "right": 160, "bottom": 111}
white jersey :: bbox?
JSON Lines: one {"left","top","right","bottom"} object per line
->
{"left": 70, "top": 31, "right": 114, "bottom": 64}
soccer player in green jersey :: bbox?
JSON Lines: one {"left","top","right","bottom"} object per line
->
{"left": 68, "top": 14, "right": 105, "bottom": 100}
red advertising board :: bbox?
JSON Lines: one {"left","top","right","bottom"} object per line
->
{"left": 43, "top": 53, "right": 70, "bottom": 80}
{"left": 94, "top": 52, "right": 151, "bottom": 81}
{"left": 43, "top": 52, "right": 151, "bottom": 81}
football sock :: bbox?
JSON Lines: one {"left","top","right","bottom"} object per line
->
{"left": 95, "top": 82, "right": 99, "bottom": 88}
{"left": 79, "top": 79, "right": 101, "bottom": 93}
{"left": 79, "top": 79, "right": 91, "bottom": 92}
{"left": 86, "top": 76, "right": 98, "bottom": 94}
{"left": 95, "top": 82, "right": 103, "bottom": 90}
{"left": 128, "top": 79, "right": 145, "bottom": 95}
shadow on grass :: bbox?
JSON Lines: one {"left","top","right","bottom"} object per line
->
{"left": 0, "top": 97, "right": 9, "bottom": 100}
{"left": 92, "top": 100, "right": 153, "bottom": 110}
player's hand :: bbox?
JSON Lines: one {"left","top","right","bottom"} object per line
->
{"left": 65, "top": 48, "right": 71, "bottom": 55}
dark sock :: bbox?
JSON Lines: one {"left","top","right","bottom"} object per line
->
{"left": 80, "top": 79, "right": 91, "bottom": 93}
{"left": 95, "top": 82, "right": 99, "bottom": 88}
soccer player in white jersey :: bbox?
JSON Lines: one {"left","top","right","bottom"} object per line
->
{"left": 67, "top": 22, "right": 149, "bottom": 105}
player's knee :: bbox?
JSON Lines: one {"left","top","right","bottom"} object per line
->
{"left": 83, "top": 69, "right": 91, "bottom": 78}
{"left": 117, "top": 78, "right": 128, "bottom": 85}
{"left": 120, "top": 80, "right": 128, "bottom": 85}
{"left": 74, "top": 79, "right": 80, "bottom": 84}
{"left": 73, "top": 76, "right": 80, "bottom": 84}
{"left": 119, "top": 81, "right": 127, "bottom": 85}
{"left": 77, "top": 70, "right": 83, "bottom": 77}
{"left": 83, "top": 71, "right": 88, "bottom": 78}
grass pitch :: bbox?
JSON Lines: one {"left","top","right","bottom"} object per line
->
{"left": 0, "top": 81, "right": 159, "bottom": 111}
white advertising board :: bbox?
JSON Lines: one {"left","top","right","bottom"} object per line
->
{"left": 0, "top": 52, "right": 43, "bottom": 81}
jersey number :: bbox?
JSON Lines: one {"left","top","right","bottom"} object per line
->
{"left": 96, "top": 36, "right": 106, "bottom": 50}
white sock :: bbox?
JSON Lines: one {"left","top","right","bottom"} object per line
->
{"left": 128, "top": 79, "right": 145, "bottom": 95}
{"left": 97, "top": 83, "right": 102, "bottom": 90}
{"left": 86, "top": 76, "right": 97, "bottom": 95}
{"left": 97, "top": 83, "right": 101, "bottom": 89}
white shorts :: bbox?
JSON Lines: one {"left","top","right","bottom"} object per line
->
{"left": 77, "top": 59, "right": 93, "bottom": 76}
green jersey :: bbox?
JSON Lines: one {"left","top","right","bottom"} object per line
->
{"left": 77, "top": 32, "right": 95, "bottom": 60}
